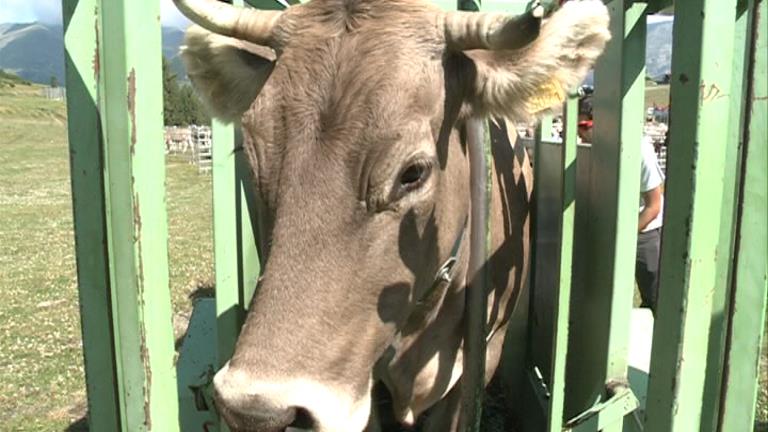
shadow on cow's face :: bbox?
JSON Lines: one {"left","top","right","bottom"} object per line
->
{"left": 205, "top": 4, "right": 481, "bottom": 428}
{"left": 178, "top": 0, "right": 611, "bottom": 429}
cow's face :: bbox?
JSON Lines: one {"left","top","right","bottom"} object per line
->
{"left": 177, "top": 0, "right": 609, "bottom": 430}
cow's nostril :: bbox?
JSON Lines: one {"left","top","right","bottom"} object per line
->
{"left": 215, "top": 390, "right": 297, "bottom": 432}
{"left": 288, "top": 407, "right": 315, "bottom": 430}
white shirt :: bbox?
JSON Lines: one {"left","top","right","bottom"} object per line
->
{"left": 639, "top": 136, "right": 665, "bottom": 232}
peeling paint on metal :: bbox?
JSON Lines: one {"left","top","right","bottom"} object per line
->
{"left": 127, "top": 69, "right": 137, "bottom": 155}
{"left": 139, "top": 323, "right": 152, "bottom": 430}
{"left": 132, "top": 190, "right": 142, "bottom": 243}
{"left": 92, "top": 12, "right": 100, "bottom": 80}
{"left": 132, "top": 191, "right": 152, "bottom": 429}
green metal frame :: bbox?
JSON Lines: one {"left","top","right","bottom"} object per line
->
{"left": 559, "top": 2, "right": 646, "bottom": 431}
{"left": 62, "top": 0, "right": 767, "bottom": 431}
{"left": 700, "top": 0, "right": 755, "bottom": 429}
{"left": 644, "top": 0, "right": 740, "bottom": 430}
{"left": 211, "top": 118, "right": 262, "bottom": 366}
{"left": 717, "top": 0, "right": 768, "bottom": 429}
{"left": 548, "top": 96, "right": 578, "bottom": 432}
{"left": 63, "top": 0, "right": 179, "bottom": 430}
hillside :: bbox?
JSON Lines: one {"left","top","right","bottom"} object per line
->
{"left": 0, "top": 22, "right": 187, "bottom": 85}
{"left": 1, "top": 19, "right": 674, "bottom": 86}
{"left": 0, "top": 73, "right": 66, "bottom": 123}
{"left": 0, "top": 23, "right": 64, "bottom": 85}
{"left": 646, "top": 20, "right": 674, "bottom": 80}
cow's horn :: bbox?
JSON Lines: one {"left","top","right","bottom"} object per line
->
{"left": 173, "top": 0, "right": 283, "bottom": 47}
{"left": 442, "top": 5, "right": 543, "bottom": 51}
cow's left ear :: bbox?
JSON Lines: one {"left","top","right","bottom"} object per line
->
{"left": 459, "top": 1, "right": 610, "bottom": 121}
{"left": 181, "top": 25, "right": 276, "bottom": 122}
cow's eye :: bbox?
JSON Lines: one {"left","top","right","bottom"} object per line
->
{"left": 398, "top": 161, "right": 431, "bottom": 192}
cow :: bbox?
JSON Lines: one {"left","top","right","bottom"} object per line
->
{"left": 173, "top": 0, "right": 610, "bottom": 430}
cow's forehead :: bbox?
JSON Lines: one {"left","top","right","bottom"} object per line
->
{"left": 263, "top": 23, "right": 444, "bottom": 144}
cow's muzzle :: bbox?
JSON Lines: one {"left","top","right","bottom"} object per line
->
{"left": 215, "top": 395, "right": 298, "bottom": 432}
{"left": 213, "top": 362, "right": 372, "bottom": 432}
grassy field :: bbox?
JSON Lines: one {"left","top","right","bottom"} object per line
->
{"left": 0, "top": 79, "right": 765, "bottom": 431}
{"left": 645, "top": 82, "right": 671, "bottom": 108}
{"left": 0, "top": 81, "right": 214, "bottom": 431}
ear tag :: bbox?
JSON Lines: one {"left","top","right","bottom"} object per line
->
{"left": 526, "top": 79, "right": 566, "bottom": 114}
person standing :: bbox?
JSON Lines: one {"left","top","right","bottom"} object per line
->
{"left": 577, "top": 92, "right": 665, "bottom": 312}
{"left": 635, "top": 136, "right": 664, "bottom": 312}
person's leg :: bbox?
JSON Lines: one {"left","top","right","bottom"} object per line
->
{"left": 635, "top": 229, "right": 661, "bottom": 312}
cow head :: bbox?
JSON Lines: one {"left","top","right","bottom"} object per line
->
{"left": 176, "top": 0, "right": 609, "bottom": 430}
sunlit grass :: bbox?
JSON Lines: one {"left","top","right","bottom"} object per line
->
{"left": 0, "top": 83, "right": 213, "bottom": 431}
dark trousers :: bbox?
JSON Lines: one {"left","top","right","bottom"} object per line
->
{"left": 636, "top": 228, "right": 661, "bottom": 312}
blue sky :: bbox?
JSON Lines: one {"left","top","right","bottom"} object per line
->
{"left": 0, "top": 0, "right": 190, "bottom": 28}
{"left": 0, "top": 1, "right": 672, "bottom": 28}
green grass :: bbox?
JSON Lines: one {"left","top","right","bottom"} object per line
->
{"left": 0, "top": 82, "right": 213, "bottom": 431}
{"left": 645, "top": 83, "right": 671, "bottom": 108}
{"left": 0, "top": 70, "right": 33, "bottom": 87}
{"left": 0, "top": 79, "right": 765, "bottom": 431}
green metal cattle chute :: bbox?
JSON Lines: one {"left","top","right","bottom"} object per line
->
{"left": 60, "top": 0, "right": 767, "bottom": 431}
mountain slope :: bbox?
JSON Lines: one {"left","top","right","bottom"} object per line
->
{"left": 0, "top": 22, "right": 188, "bottom": 85}
{"left": 0, "top": 19, "right": 674, "bottom": 86}
{"left": 0, "top": 23, "right": 64, "bottom": 85}
{"left": 646, "top": 20, "right": 673, "bottom": 80}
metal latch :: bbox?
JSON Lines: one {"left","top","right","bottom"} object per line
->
{"left": 564, "top": 380, "right": 640, "bottom": 431}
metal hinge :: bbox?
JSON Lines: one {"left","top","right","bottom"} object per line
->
{"left": 563, "top": 380, "right": 641, "bottom": 432}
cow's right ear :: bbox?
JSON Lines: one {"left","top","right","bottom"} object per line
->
{"left": 181, "top": 25, "right": 276, "bottom": 122}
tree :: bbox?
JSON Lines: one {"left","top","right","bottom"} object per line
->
{"left": 162, "top": 56, "right": 209, "bottom": 126}
{"left": 49, "top": 75, "right": 59, "bottom": 88}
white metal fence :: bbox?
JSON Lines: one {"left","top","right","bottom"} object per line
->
{"left": 164, "top": 125, "right": 213, "bottom": 174}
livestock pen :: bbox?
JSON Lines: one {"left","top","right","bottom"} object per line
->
{"left": 60, "top": 0, "right": 766, "bottom": 431}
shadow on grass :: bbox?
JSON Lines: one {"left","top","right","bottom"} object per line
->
{"left": 65, "top": 416, "right": 88, "bottom": 431}
{"left": 756, "top": 421, "right": 767, "bottom": 432}
{"left": 189, "top": 282, "right": 216, "bottom": 301}
{"left": 67, "top": 283, "right": 219, "bottom": 432}
{"left": 174, "top": 282, "right": 217, "bottom": 351}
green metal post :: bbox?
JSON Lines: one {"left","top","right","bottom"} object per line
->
{"left": 717, "top": 0, "right": 768, "bottom": 429}
{"left": 700, "top": 1, "right": 754, "bottom": 430}
{"left": 64, "top": 0, "right": 179, "bottom": 430}
{"left": 565, "top": 4, "right": 646, "bottom": 432}
{"left": 62, "top": 1, "right": 120, "bottom": 430}
{"left": 644, "top": 0, "right": 739, "bottom": 430}
{"left": 546, "top": 96, "right": 578, "bottom": 432}
{"left": 101, "top": 0, "right": 179, "bottom": 429}
{"left": 212, "top": 0, "right": 263, "bottom": 369}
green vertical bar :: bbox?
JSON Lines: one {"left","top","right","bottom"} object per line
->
{"left": 212, "top": 119, "right": 240, "bottom": 366}
{"left": 644, "top": 0, "right": 739, "bottom": 430}
{"left": 99, "top": 0, "right": 180, "bottom": 429}
{"left": 700, "top": 1, "right": 754, "bottom": 430}
{"left": 62, "top": 1, "right": 120, "bottom": 430}
{"left": 70, "top": 0, "right": 180, "bottom": 430}
{"left": 212, "top": 119, "right": 261, "bottom": 367}
{"left": 565, "top": 3, "right": 646, "bottom": 430}
{"left": 546, "top": 97, "right": 578, "bottom": 432}
{"left": 718, "top": 0, "right": 767, "bottom": 429}
{"left": 529, "top": 112, "right": 553, "bottom": 314}
{"left": 212, "top": 0, "right": 263, "bottom": 369}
